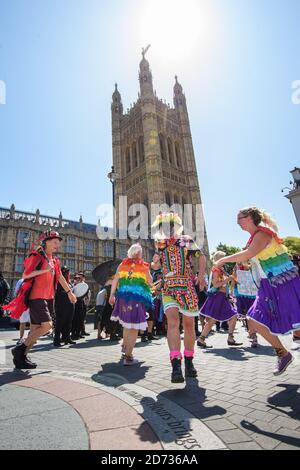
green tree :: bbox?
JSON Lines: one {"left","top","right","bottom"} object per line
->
{"left": 284, "top": 237, "right": 300, "bottom": 256}
{"left": 213, "top": 243, "right": 242, "bottom": 274}
{"left": 215, "top": 243, "right": 241, "bottom": 257}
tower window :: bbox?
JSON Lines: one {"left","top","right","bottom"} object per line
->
{"left": 167, "top": 138, "right": 174, "bottom": 165}
{"left": 165, "top": 192, "right": 171, "bottom": 207}
{"left": 175, "top": 142, "right": 182, "bottom": 168}
{"left": 139, "top": 137, "right": 145, "bottom": 163}
{"left": 126, "top": 147, "right": 131, "bottom": 174}
{"left": 159, "top": 134, "right": 167, "bottom": 161}
{"left": 132, "top": 142, "right": 138, "bottom": 168}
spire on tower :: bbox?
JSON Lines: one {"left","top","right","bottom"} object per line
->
{"left": 173, "top": 75, "right": 186, "bottom": 108}
{"left": 112, "top": 83, "right": 123, "bottom": 114}
{"left": 139, "top": 45, "right": 154, "bottom": 96}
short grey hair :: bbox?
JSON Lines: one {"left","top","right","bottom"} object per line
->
{"left": 127, "top": 243, "right": 143, "bottom": 259}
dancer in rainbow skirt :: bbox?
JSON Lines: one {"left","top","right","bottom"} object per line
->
{"left": 198, "top": 251, "right": 243, "bottom": 349}
{"left": 109, "top": 243, "right": 153, "bottom": 365}
{"left": 215, "top": 207, "right": 300, "bottom": 375}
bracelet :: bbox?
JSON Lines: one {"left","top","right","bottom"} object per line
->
{"left": 66, "top": 289, "right": 71, "bottom": 294}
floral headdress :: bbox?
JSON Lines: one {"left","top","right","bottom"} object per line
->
{"left": 151, "top": 211, "right": 183, "bottom": 229}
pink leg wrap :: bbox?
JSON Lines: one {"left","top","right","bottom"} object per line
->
{"left": 184, "top": 349, "right": 194, "bottom": 358}
{"left": 170, "top": 351, "right": 182, "bottom": 361}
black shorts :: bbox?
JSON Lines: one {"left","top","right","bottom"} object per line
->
{"left": 147, "top": 308, "right": 154, "bottom": 322}
{"left": 29, "top": 299, "right": 54, "bottom": 325}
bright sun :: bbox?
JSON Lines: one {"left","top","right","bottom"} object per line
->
{"left": 139, "top": 0, "right": 212, "bottom": 61}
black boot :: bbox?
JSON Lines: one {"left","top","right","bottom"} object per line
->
{"left": 11, "top": 342, "right": 26, "bottom": 361}
{"left": 64, "top": 338, "right": 77, "bottom": 345}
{"left": 171, "top": 358, "right": 184, "bottom": 383}
{"left": 184, "top": 356, "right": 197, "bottom": 378}
{"left": 148, "top": 332, "right": 159, "bottom": 340}
{"left": 141, "top": 332, "right": 149, "bottom": 342}
{"left": 13, "top": 356, "right": 37, "bottom": 370}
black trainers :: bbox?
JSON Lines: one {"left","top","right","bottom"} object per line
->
{"left": 184, "top": 356, "right": 198, "bottom": 378}
{"left": 171, "top": 358, "right": 185, "bottom": 383}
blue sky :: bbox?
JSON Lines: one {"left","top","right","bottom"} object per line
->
{"left": 0, "top": 0, "right": 299, "bottom": 251}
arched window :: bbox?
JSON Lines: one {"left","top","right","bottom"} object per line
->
{"left": 167, "top": 138, "right": 174, "bottom": 164}
{"left": 126, "top": 148, "right": 131, "bottom": 174}
{"left": 139, "top": 136, "right": 145, "bottom": 163}
{"left": 175, "top": 142, "right": 182, "bottom": 168}
{"left": 165, "top": 192, "right": 171, "bottom": 207}
{"left": 132, "top": 142, "right": 138, "bottom": 168}
{"left": 159, "top": 134, "right": 167, "bottom": 161}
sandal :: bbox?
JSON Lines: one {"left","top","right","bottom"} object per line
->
{"left": 197, "top": 336, "right": 212, "bottom": 349}
{"left": 227, "top": 334, "right": 243, "bottom": 346}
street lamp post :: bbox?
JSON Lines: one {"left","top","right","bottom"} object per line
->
{"left": 23, "top": 234, "right": 30, "bottom": 254}
{"left": 107, "top": 166, "right": 118, "bottom": 260}
{"left": 283, "top": 167, "right": 300, "bottom": 230}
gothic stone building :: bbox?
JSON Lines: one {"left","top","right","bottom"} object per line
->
{"left": 111, "top": 51, "right": 209, "bottom": 256}
{"left": 0, "top": 205, "right": 131, "bottom": 300}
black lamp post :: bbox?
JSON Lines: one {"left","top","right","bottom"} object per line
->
{"left": 107, "top": 166, "right": 118, "bottom": 260}
{"left": 23, "top": 234, "right": 30, "bottom": 254}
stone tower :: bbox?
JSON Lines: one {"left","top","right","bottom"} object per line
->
{"left": 111, "top": 49, "right": 209, "bottom": 257}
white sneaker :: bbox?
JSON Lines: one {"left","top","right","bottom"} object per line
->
{"left": 291, "top": 338, "right": 300, "bottom": 351}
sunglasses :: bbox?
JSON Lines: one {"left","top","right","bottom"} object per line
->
{"left": 237, "top": 215, "right": 248, "bottom": 220}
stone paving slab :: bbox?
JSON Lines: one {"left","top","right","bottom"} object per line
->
{"left": 0, "top": 384, "right": 89, "bottom": 450}
{"left": 0, "top": 376, "right": 163, "bottom": 450}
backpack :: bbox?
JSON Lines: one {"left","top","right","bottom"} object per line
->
{"left": 3, "top": 250, "right": 60, "bottom": 319}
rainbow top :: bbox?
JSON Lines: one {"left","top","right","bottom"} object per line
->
{"left": 117, "top": 258, "right": 153, "bottom": 310}
{"left": 250, "top": 229, "right": 298, "bottom": 287}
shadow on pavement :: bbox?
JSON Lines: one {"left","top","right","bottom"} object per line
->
{"left": 202, "top": 344, "right": 273, "bottom": 361}
{"left": 241, "top": 419, "right": 300, "bottom": 448}
{"left": 267, "top": 384, "right": 300, "bottom": 419}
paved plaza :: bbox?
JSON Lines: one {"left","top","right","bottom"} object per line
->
{"left": 0, "top": 322, "right": 300, "bottom": 450}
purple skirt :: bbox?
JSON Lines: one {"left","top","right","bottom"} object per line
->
{"left": 111, "top": 298, "right": 147, "bottom": 331}
{"left": 201, "top": 291, "right": 237, "bottom": 322}
{"left": 236, "top": 296, "right": 255, "bottom": 316}
{"left": 248, "top": 277, "right": 300, "bottom": 335}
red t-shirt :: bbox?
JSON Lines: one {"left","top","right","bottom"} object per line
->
{"left": 24, "top": 254, "right": 61, "bottom": 300}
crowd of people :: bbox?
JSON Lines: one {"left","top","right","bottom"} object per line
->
{"left": 2, "top": 206, "right": 300, "bottom": 384}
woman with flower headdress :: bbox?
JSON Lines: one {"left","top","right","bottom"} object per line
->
{"left": 214, "top": 207, "right": 300, "bottom": 376}
{"left": 152, "top": 211, "right": 206, "bottom": 383}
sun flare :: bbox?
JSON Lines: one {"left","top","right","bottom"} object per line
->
{"left": 139, "top": 0, "right": 212, "bottom": 61}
